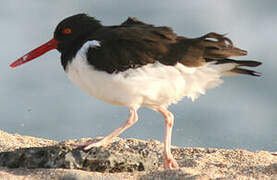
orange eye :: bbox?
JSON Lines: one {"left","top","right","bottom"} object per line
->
{"left": 62, "top": 28, "right": 72, "bottom": 34}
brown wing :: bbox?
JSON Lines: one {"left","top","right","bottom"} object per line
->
{"left": 87, "top": 17, "right": 259, "bottom": 74}
{"left": 168, "top": 32, "right": 262, "bottom": 76}
{"left": 162, "top": 32, "right": 248, "bottom": 67}
{"left": 86, "top": 18, "right": 177, "bottom": 73}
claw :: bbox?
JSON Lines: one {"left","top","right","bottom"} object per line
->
{"left": 163, "top": 153, "right": 179, "bottom": 169}
{"left": 76, "top": 137, "right": 104, "bottom": 151}
{"left": 83, "top": 139, "right": 107, "bottom": 151}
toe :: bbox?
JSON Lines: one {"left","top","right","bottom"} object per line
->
{"left": 171, "top": 158, "right": 179, "bottom": 168}
{"left": 83, "top": 139, "right": 108, "bottom": 151}
{"left": 76, "top": 139, "right": 103, "bottom": 151}
{"left": 163, "top": 155, "right": 179, "bottom": 169}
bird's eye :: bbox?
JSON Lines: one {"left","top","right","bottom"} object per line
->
{"left": 62, "top": 28, "right": 72, "bottom": 35}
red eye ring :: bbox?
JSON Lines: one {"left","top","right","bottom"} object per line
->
{"left": 62, "top": 28, "right": 72, "bottom": 34}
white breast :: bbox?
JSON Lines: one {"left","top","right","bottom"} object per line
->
{"left": 66, "top": 40, "right": 234, "bottom": 110}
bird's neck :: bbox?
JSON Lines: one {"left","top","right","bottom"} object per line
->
{"left": 60, "top": 37, "right": 88, "bottom": 70}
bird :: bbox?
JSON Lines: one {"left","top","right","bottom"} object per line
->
{"left": 10, "top": 14, "right": 262, "bottom": 169}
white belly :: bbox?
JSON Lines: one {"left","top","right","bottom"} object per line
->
{"left": 65, "top": 40, "right": 233, "bottom": 110}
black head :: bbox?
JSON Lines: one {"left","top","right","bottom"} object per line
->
{"left": 54, "top": 14, "right": 102, "bottom": 53}
{"left": 10, "top": 14, "right": 103, "bottom": 68}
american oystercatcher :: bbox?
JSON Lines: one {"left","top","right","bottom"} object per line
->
{"left": 10, "top": 14, "right": 261, "bottom": 169}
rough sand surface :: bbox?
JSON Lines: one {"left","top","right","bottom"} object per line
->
{"left": 0, "top": 130, "right": 277, "bottom": 180}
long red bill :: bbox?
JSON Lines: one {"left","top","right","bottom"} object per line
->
{"left": 10, "top": 38, "right": 59, "bottom": 68}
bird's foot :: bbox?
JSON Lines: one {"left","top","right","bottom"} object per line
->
{"left": 77, "top": 136, "right": 106, "bottom": 151}
{"left": 163, "top": 153, "right": 179, "bottom": 169}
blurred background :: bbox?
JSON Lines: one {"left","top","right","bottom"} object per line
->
{"left": 1, "top": 0, "right": 276, "bottom": 151}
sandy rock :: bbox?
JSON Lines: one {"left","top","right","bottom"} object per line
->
{"left": 0, "top": 138, "right": 159, "bottom": 172}
{"left": 0, "top": 130, "right": 57, "bottom": 152}
{"left": 0, "top": 130, "right": 277, "bottom": 180}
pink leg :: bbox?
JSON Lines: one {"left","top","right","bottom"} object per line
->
{"left": 158, "top": 107, "right": 179, "bottom": 169}
{"left": 83, "top": 107, "right": 138, "bottom": 151}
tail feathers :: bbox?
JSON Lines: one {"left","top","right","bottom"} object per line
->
{"left": 204, "top": 46, "right": 248, "bottom": 59}
{"left": 187, "top": 32, "right": 262, "bottom": 77}
{"left": 231, "top": 60, "right": 262, "bottom": 67}
{"left": 231, "top": 68, "right": 262, "bottom": 77}
{"left": 172, "top": 32, "right": 249, "bottom": 67}
{"left": 201, "top": 33, "right": 248, "bottom": 59}
{"left": 206, "top": 58, "right": 262, "bottom": 77}
{"left": 208, "top": 58, "right": 262, "bottom": 67}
